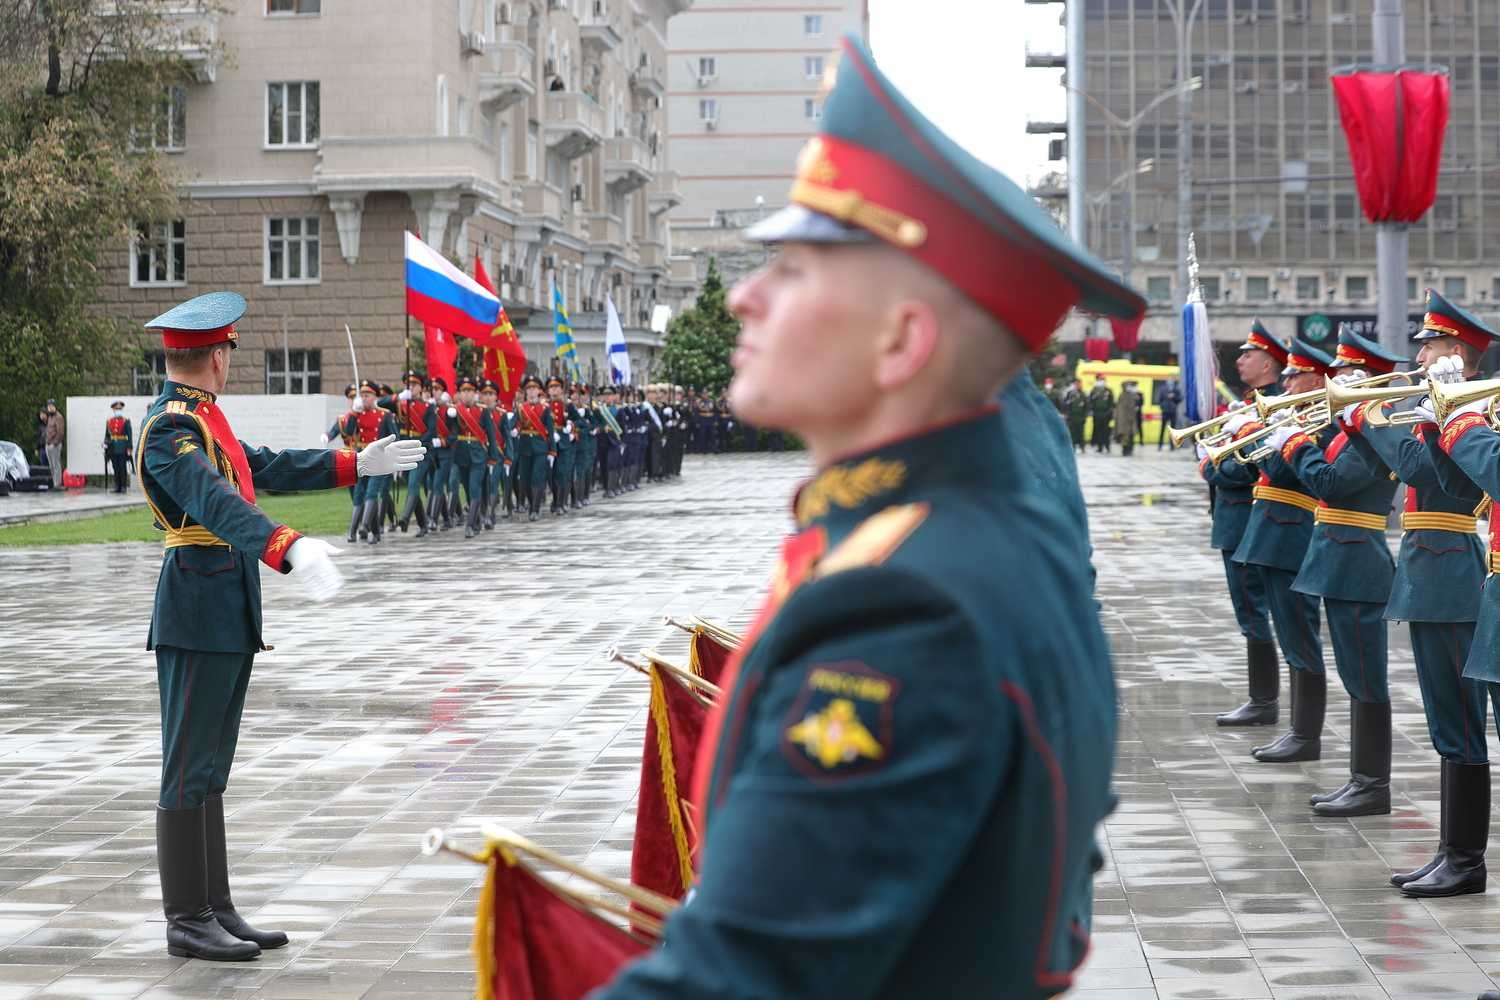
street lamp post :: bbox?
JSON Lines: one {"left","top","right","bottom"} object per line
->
{"left": 1164, "top": 0, "right": 1207, "bottom": 348}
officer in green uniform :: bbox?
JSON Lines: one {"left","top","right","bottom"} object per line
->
{"left": 546, "top": 376, "right": 575, "bottom": 514}
{"left": 1357, "top": 290, "right": 1493, "bottom": 897}
{"left": 136, "top": 291, "right": 422, "bottom": 961}
{"left": 103, "top": 400, "right": 134, "bottom": 493}
{"left": 513, "top": 375, "right": 554, "bottom": 521}
{"left": 593, "top": 34, "right": 1144, "bottom": 999}
{"left": 448, "top": 375, "right": 497, "bottom": 539}
{"left": 1257, "top": 327, "right": 1402, "bottom": 816}
{"left": 572, "top": 383, "right": 596, "bottom": 506}
{"left": 1202, "top": 322, "right": 1285, "bottom": 727}
{"left": 482, "top": 379, "right": 508, "bottom": 527}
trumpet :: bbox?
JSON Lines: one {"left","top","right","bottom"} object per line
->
{"left": 1257, "top": 369, "right": 1425, "bottom": 422}
{"left": 1167, "top": 412, "right": 1235, "bottom": 448}
{"left": 1256, "top": 386, "right": 1327, "bottom": 421}
{"left": 1203, "top": 404, "right": 1328, "bottom": 467}
{"left": 1430, "top": 376, "right": 1500, "bottom": 426}
{"left": 1324, "top": 376, "right": 1436, "bottom": 427}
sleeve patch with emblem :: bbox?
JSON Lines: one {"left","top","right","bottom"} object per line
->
{"left": 174, "top": 435, "right": 199, "bottom": 456}
{"left": 781, "top": 662, "right": 899, "bottom": 780}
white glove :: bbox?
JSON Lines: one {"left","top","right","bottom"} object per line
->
{"left": 565, "top": 421, "right": 574, "bottom": 435}
{"left": 1414, "top": 399, "right": 1438, "bottom": 425}
{"left": 1264, "top": 425, "right": 1297, "bottom": 452}
{"left": 1223, "top": 411, "right": 1256, "bottom": 437}
{"left": 1340, "top": 402, "right": 1363, "bottom": 426}
{"left": 1431, "top": 355, "right": 1466, "bottom": 385}
{"left": 510, "top": 428, "right": 519, "bottom": 438}
{"left": 1442, "top": 398, "right": 1487, "bottom": 428}
{"left": 319, "top": 433, "right": 330, "bottom": 445}
{"left": 439, "top": 392, "right": 452, "bottom": 404}
{"left": 1228, "top": 400, "right": 1248, "bottom": 411}
{"left": 447, "top": 406, "right": 458, "bottom": 418}
{"left": 399, "top": 389, "right": 412, "bottom": 401}
{"left": 352, "top": 397, "right": 365, "bottom": 412}
{"left": 285, "top": 537, "right": 343, "bottom": 603}
{"left": 434, "top": 436, "right": 445, "bottom": 448}
{"left": 357, "top": 434, "right": 426, "bottom": 476}
{"left": 1331, "top": 371, "right": 1362, "bottom": 386}
{"left": 548, "top": 455, "right": 555, "bottom": 468}
{"left": 1195, "top": 442, "right": 1210, "bottom": 462}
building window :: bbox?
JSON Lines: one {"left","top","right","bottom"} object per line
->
{"left": 699, "top": 98, "right": 718, "bottom": 123}
{"left": 1146, "top": 276, "right": 1171, "bottom": 302}
{"left": 1199, "top": 275, "right": 1221, "bottom": 301}
{"left": 265, "top": 349, "right": 322, "bottom": 394}
{"left": 697, "top": 57, "right": 716, "bottom": 80}
{"left": 1345, "top": 275, "right": 1369, "bottom": 301}
{"left": 804, "top": 14, "right": 823, "bottom": 35}
{"left": 1444, "top": 275, "right": 1468, "bottom": 301}
{"left": 134, "top": 350, "right": 167, "bottom": 396}
{"left": 499, "top": 121, "right": 512, "bottom": 179}
{"left": 265, "top": 216, "right": 321, "bottom": 284}
{"left": 436, "top": 76, "right": 450, "bottom": 137}
{"left": 266, "top": 81, "right": 320, "bottom": 147}
{"left": 1295, "top": 275, "right": 1320, "bottom": 300}
{"left": 131, "top": 220, "right": 186, "bottom": 286}
{"left": 1492, "top": 276, "right": 1500, "bottom": 302}
{"left": 1245, "top": 275, "right": 1270, "bottom": 301}
{"left": 133, "top": 86, "right": 186, "bottom": 152}
{"left": 457, "top": 95, "right": 470, "bottom": 137}
{"left": 804, "top": 55, "right": 824, "bottom": 80}
{"left": 804, "top": 98, "right": 821, "bottom": 121}
{"left": 267, "top": 0, "right": 320, "bottom": 12}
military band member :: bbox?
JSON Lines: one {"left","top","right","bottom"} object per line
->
{"left": 389, "top": 370, "right": 436, "bottom": 537}
{"left": 546, "top": 376, "right": 575, "bottom": 515}
{"left": 1206, "top": 322, "right": 1285, "bottom": 727}
{"left": 514, "top": 375, "right": 554, "bottom": 521}
{"left": 1258, "top": 327, "right": 1402, "bottom": 816}
{"left": 137, "top": 291, "right": 421, "bottom": 961}
{"left": 595, "top": 35, "right": 1142, "bottom": 998}
{"left": 1357, "top": 290, "right": 1493, "bottom": 897}
{"left": 103, "top": 400, "right": 134, "bottom": 493}
{"left": 1222, "top": 338, "right": 1335, "bottom": 762}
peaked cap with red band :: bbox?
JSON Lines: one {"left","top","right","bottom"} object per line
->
{"left": 744, "top": 35, "right": 1144, "bottom": 352}
{"left": 1282, "top": 337, "right": 1335, "bottom": 377}
{"left": 144, "top": 291, "right": 244, "bottom": 350}
{"left": 1415, "top": 287, "right": 1499, "bottom": 353}
{"left": 1238, "top": 319, "right": 1289, "bottom": 365}
{"left": 1331, "top": 325, "right": 1406, "bottom": 374}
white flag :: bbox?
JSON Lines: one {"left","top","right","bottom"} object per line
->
{"left": 605, "top": 295, "right": 632, "bottom": 385}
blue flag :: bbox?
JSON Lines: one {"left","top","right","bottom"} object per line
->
{"left": 552, "top": 283, "right": 583, "bottom": 382}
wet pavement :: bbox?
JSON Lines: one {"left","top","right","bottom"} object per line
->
{"left": 0, "top": 445, "right": 1497, "bottom": 998}
{"left": 0, "top": 489, "right": 146, "bottom": 527}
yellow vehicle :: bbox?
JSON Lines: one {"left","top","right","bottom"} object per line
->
{"left": 1065, "top": 360, "right": 1236, "bottom": 444}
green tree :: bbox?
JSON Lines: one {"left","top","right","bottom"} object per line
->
{"left": 660, "top": 258, "right": 739, "bottom": 394}
{"left": 0, "top": 1, "right": 221, "bottom": 454}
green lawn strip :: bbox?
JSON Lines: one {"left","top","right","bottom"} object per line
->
{"left": 0, "top": 488, "right": 359, "bottom": 547}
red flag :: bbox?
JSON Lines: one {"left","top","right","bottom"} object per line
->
{"left": 474, "top": 256, "right": 527, "bottom": 406}
{"left": 631, "top": 669, "right": 711, "bottom": 904}
{"left": 425, "top": 323, "right": 458, "bottom": 398}
{"left": 1109, "top": 314, "right": 1143, "bottom": 352}
{"left": 1331, "top": 70, "right": 1450, "bottom": 223}
{"left": 689, "top": 630, "right": 731, "bottom": 686}
{"left": 476, "top": 851, "right": 646, "bottom": 1000}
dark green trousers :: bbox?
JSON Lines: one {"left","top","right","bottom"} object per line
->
{"left": 156, "top": 646, "right": 253, "bottom": 810}
{"left": 1325, "top": 599, "right": 1389, "bottom": 704}
{"left": 1257, "top": 566, "right": 1324, "bottom": 673}
{"left": 1409, "top": 621, "right": 1487, "bottom": 764}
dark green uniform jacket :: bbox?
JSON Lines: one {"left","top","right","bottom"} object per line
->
{"left": 138, "top": 381, "right": 354, "bottom": 653}
{"left": 1200, "top": 386, "right": 1281, "bottom": 552}
{"left": 1429, "top": 412, "right": 1500, "bottom": 681}
{"left": 596, "top": 407, "right": 1115, "bottom": 1000}
{"left": 1002, "top": 370, "right": 1093, "bottom": 578}
{"left": 1361, "top": 402, "right": 1485, "bottom": 623}
{"left": 1231, "top": 424, "right": 1333, "bottom": 573}
{"left": 1259, "top": 428, "right": 1396, "bottom": 604}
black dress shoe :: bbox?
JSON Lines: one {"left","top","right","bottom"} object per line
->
{"left": 1310, "top": 781, "right": 1353, "bottom": 806}
{"left": 1252, "top": 730, "right": 1321, "bottom": 763}
{"left": 1313, "top": 775, "right": 1390, "bottom": 817}
{"left": 1217, "top": 699, "right": 1278, "bottom": 727}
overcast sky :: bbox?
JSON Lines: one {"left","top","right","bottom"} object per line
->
{"left": 868, "top": 0, "right": 1063, "bottom": 190}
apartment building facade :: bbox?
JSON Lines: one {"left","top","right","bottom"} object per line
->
{"left": 665, "top": 0, "right": 867, "bottom": 283}
{"left": 1033, "top": 0, "right": 1500, "bottom": 361}
{"left": 102, "top": 0, "right": 697, "bottom": 397}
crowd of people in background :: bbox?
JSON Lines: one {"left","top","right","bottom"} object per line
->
{"left": 1041, "top": 371, "right": 1183, "bottom": 457}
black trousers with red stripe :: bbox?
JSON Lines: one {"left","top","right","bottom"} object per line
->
{"left": 156, "top": 646, "right": 253, "bottom": 810}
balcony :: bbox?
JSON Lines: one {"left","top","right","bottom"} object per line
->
{"left": 648, "top": 170, "right": 683, "bottom": 214}
{"left": 630, "top": 64, "right": 665, "bottom": 100}
{"left": 520, "top": 182, "right": 565, "bottom": 221}
{"left": 579, "top": 10, "right": 623, "bottom": 54}
{"left": 604, "top": 136, "right": 654, "bottom": 193}
{"left": 480, "top": 40, "right": 535, "bottom": 112}
{"left": 637, "top": 239, "right": 667, "bottom": 271}
{"left": 544, "top": 91, "right": 604, "bottom": 160}
{"left": 587, "top": 213, "right": 626, "bottom": 249}
{"left": 127, "top": 7, "right": 221, "bottom": 82}
{"left": 315, "top": 136, "right": 495, "bottom": 193}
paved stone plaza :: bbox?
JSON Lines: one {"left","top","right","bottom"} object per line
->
{"left": 2, "top": 446, "right": 1500, "bottom": 999}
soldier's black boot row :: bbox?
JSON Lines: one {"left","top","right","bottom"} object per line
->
{"left": 1312, "top": 700, "right": 1391, "bottom": 816}
{"left": 1402, "top": 761, "right": 1488, "bottom": 897}
{"left": 156, "top": 806, "right": 260, "bottom": 961}
{"left": 1251, "top": 668, "right": 1323, "bottom": 763}
{"left": 1217, "top": 638, "right": 1279, "bottom": 727}
{"left": 205, "top": 794, "right": 287, "bottom": 950}
{"left": 1392, "top": 758, "right": 1451, "bottom": 887}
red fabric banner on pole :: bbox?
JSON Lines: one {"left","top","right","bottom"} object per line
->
{"left": 1331, "top": 70, "right": 1450, "bottom": 223}
{"left": 1109, "top": 315, "right": 1143, "bottom": 353}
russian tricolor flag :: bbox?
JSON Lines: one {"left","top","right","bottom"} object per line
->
{"left": 404, "top": 231, "right": 500, "bottom": 338}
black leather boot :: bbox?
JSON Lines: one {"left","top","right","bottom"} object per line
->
{"left": 156, "top": 807, "right": 260, "bottom": 961}
{"left": 361, "top": 500, "right": 381, "bottom": 544}
{"left": 1314, "top": 700, "right": 1391, "bottom": 816}
{"left": 1218, "top": 638, "right": 1280, "bottom": 727}
{"left": 205, "top": 794, "right": 287, "bottom": 950}
{"left": 1252, "top": 668, "right": 1323, "bottom": 762}
{"left": 346, "top": 507, "right": 360, "bottom": 544}
{"left": 1393, "top": 758, "right": 1451, "bottom": 887}
{"left": 1403, "top": 761, "right": 1488, "bottom": 897}
{"left": 413, "top": 501, "right": 429, "bottom": 539}
{"left": 464, "top": 496, "right": 482, "bottom": 538}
